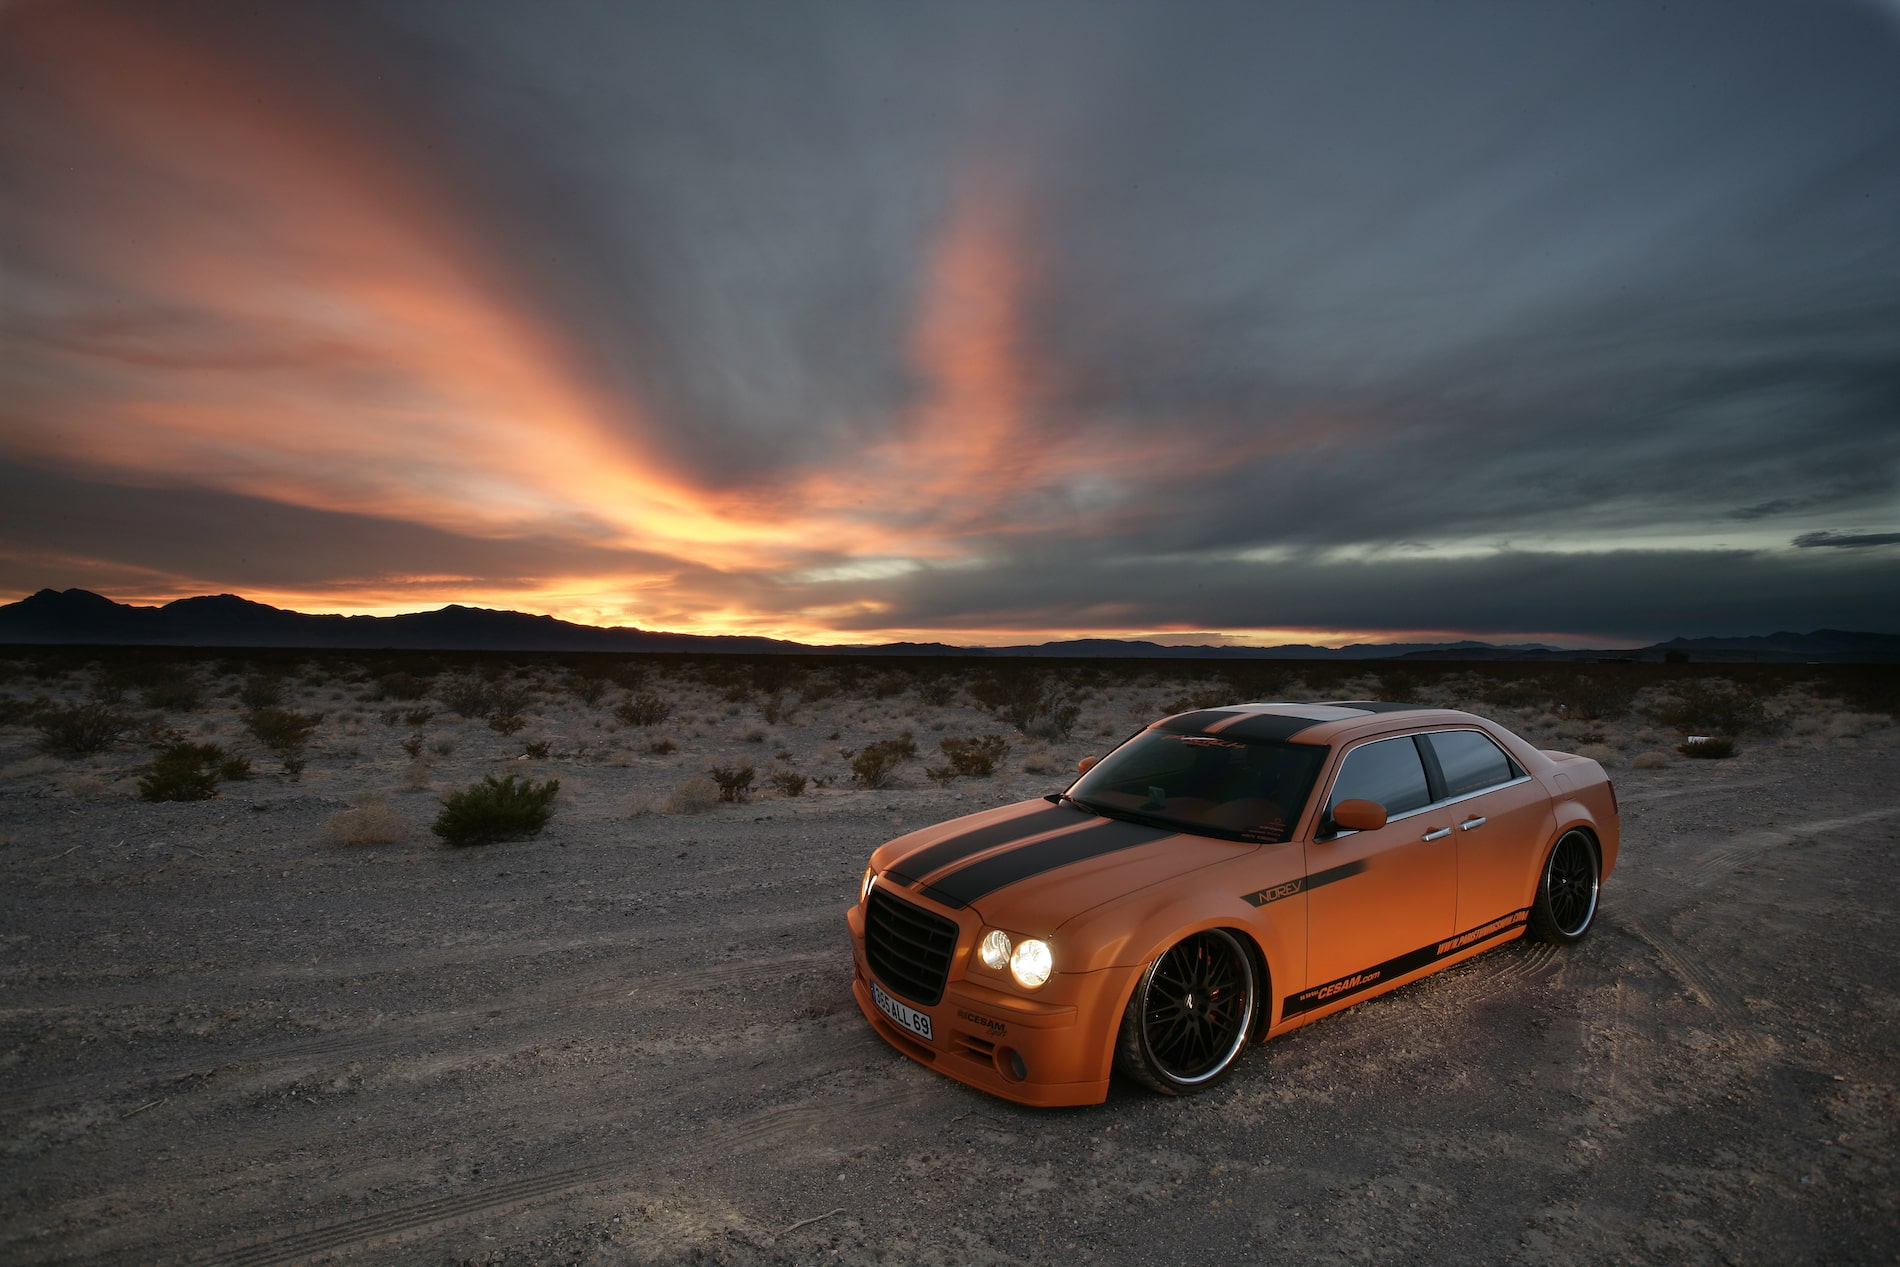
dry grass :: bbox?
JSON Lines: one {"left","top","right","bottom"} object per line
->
{"left": 663, "top": 776, "right": 719, "bottom": 815}
{"left": 1631, "top": 750, "right": 1672, "bottom": 770}
{"left": 325, "top": 796, "right": 409, "bottom": 846}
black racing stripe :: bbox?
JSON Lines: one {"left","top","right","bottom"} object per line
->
{"left": 1321, "top": 700, "right": 1433, "bottom": 714}
{"left": 1281, "top": 908, "right": 1531, "bottom": 1016}
{"left": 884, "top": 804, "right": 1076, "bottom": 889}
{"left": 1303, "top": 858, "right": 1367, "bottom": 891}
{"left": 1203, "top": 713, "right": 1334, "bottom": 741}
{"left": 923, "top": 817, "right": 1171, "bottom": 909}
{"left": 1241, "top": 858, "right": 1368, "bottom": 908}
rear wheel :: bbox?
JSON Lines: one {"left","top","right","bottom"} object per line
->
{"left": 1115, "top": 928, "right": 1257, "bottom": 1094}
{"left": 1528, "top": 830, "right": 1600, "bottom": 944}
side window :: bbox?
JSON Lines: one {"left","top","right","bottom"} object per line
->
{"left": 1325, "top": 736, "right": 1430, "bottom": 823}
{"left": 1426, "top": 730, "right": 1517, "bottom": 798}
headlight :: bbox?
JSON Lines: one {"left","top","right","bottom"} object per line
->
{"left": 978, "top": 929, "right": 1012, "bottom": 970}
{"left": 1009, "top": 938, "right": 1053, "bottom": 989}
{"left": 859, "top": 866, "right": 875, "bottom": 903}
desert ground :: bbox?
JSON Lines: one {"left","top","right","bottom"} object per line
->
{"left": 1, "top": 652, "right": 1896, "bottom": 1266}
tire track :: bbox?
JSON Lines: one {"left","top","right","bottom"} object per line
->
{"left": 189, "top": 1083, "right": 938, "bottom": 1267}
{"left": 0, "top": 952, "right": 831, "bottom": 1120}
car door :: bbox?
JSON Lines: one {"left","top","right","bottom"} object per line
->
{"left": 1423, "top": 728, "right": 1556, "bottom": 930}
{"left": 1302, "top": 734, "right": 1458, "bottom": 988}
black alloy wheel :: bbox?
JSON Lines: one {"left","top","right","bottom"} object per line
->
{"left": 1115, "top": 928, "right": 1257, "bottom": 1094}
{"left": 1529, "top": 830, "right": 1600, "bottom": 944}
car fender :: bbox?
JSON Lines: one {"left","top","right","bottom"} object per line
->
{"left": 1527, "top": 757, "right": 1620, "bottom": 899}
{"left": 1057, "top": 888, "right": 1298, "bottom": 1034}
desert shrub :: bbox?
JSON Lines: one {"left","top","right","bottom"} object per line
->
{"left": 1021, "top": 750, "right": 1058, "bottom": 775}
{"left": 710, "top": 765, "right": 755, "bottom": 802}
{"left": 1631, "top": 750, "right": 1672, "bottom": 769}
{"left": 523, "top": 738, "right": 551, "bottom": 759}
{"left": 1677, "top": 736, "right": 1736, "bottom": 759}
{"left": 1481, "top": 679, "right": 1550, "bottom": 711}
{"left": 488, "top": 684, "right": 531, "bottom": 716}
{"left": 373, "top": 671, "right": 431, "bottom": 702}
{"left": 241, "top": 675, "right": 288, "bottom": 709}
{"left": 437, "top": 676, "right": 495, "bottom": 718}
{"left": 663, "top": 776, "right": 719, "bottom": 815}
{"left": 768, "top": 770, "right": 808, "bottom": 797}
{"left": 760, "top": 693, "right": 788, "bottom": 724}
{"left": 401, "top": 733, "right": 425, "bottom": 758}
{"left": 326, "top": 796, "right": 408, "bottom": 846}
{"left": 432, "top": 774, "right": 560, "bottom": 846}
{"left": 139, "top": 741, "right": 223, "bottom": 802}
{"left": 1820, "top": 673, "right": 1900, "bottom": 720}
{"left": 918, "top": 676, "right": 958, "bottom": 707}
{"left": 402, "top": 708, "right": 434, "bottom": 727}
{"left": 939, "top": 735, "right": 1008, "bottom": 777}
{"left": 247, "top": 707, "right": 321, "bottom": 750}
{"left": 852, "top": 739, "right": 913, "bottom": 789}
{"left": 142, "top": 673, "right": 202, "bottom": 712}
{"left": 616, "top": 692, "right": 673, "bottom": 727}
{"left": 1558, "top": 675, "right": 1638, "bottom": 721}
{"left": 567, "top": 674, "right": 609, "bottom": 707}
{"left": 246, "top": 707, "right": 321, "bottom": 778}
{"left": 1652, "top": 680, "right": 1770, "bottom": 735}
{"left": 1161, "top": 684, "right": 1237, "bottom": 715}
{"left": 219, "top": 756, "right": 253, "bottom": 781}
{"left": 487, "top": 713, "right": 526, "bottom": 736}
{"left": 740, "top": 725, "right": 767, "bottom": 744}
{"left": 35, "top": 703, "right": 125, "bottom": 757}
{"left": 0, "top": 696, "right": 43, "bottom": 725}
{"left": 925, "top": 764, "right": 957, "bottom": 787}
{"left": 648, "top": 737, "right": 677, "bottom": 755}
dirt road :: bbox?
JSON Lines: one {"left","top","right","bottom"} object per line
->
{"left": 4, "top": 735, "right": 1897, "bottom": 1265}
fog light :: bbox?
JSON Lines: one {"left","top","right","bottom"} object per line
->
{"left": 978, "top": 929, "right": 1012, "bottom": 971}
{"left": 996, "top": 1046, "right": 1028, "bottom": 1082}
{"left": 1010, "top": 938, "right": 1053, "bottom": 989}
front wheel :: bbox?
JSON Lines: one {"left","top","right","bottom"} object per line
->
{"left": 1528, "top": 830, "right": 1600, "bottom": 944}
{"left": 1114, "top": 928, "right": 1258, "bottom": 1095}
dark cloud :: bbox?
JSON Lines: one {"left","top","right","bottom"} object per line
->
{"left": 3, "top": 0, "right": 1899, "bottom": 639}
{"left": 0, "top": 460, "right": 680, "bottom": 594}
{"left": 1792, "top": 531, "right": 1900, "bottom": 549}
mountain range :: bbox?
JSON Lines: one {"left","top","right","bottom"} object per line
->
{"left": 2, "top": 588, "right": 1896, "bottom": 662}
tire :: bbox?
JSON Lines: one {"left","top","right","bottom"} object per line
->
{"left": 1114, "top": 928, "right": 1258, "bottom": 1095}
{"left": 1528, "top": 830, "right": 1600, "bottom": 944}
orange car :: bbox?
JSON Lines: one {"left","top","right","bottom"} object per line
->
{"left": 846, "top": 702, "right": 1618, "bottom": 1107}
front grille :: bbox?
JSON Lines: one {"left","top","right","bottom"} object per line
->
{"left": 865, "top": 886, "right": 958, "bottom": 1007}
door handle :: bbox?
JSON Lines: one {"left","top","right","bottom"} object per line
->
{"left": 1421, "top": 827, "right": 1451, "bottom": 842}
{"left": 1460, "top": 816, "right": 1487, "bottom": 831}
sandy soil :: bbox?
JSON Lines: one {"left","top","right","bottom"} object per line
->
{"left": 2, "top": 661, "right": 1897, "bottom": 1265}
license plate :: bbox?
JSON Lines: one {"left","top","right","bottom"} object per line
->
{"left": 871, "top": 980, "right": 933, "bottom": 1042}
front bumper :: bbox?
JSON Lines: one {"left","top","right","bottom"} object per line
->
{"left": 845, "top": 902, "right": 1126, "bottom": 1108}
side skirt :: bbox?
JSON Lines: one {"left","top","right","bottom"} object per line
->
{"left": 1265, "top": 908, "right": 1531, "bottom": 1034}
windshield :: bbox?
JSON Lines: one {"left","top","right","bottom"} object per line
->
{"left": 1066, "top": 729, "right": 1326, "bottom": 843}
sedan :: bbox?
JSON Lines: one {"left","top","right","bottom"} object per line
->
{"left": 845, "top": 701, "right": 1618, "bottom": 1107}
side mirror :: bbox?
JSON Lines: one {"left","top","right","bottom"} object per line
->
{"left": 1076, "top": 756, "right": 1098, "bottom": 775}
{"left": 1331, "top": 799, "right": 1388, "bottom": 832}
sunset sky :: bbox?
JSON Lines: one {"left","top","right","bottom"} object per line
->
{"left": 3, "top": 1, "right": 1897, "bottom": 647}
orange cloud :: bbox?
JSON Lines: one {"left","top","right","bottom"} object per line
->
{"left": 1, "top": 8, "right": 1354, "bottom": 643}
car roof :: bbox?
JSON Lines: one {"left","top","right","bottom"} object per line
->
{"left": 1155, "top": 700, "right": 1480, "bottom": 744}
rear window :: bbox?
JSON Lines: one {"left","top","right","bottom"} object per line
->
{"left": 1426, "top": 729, "right": 1519, "bottom": 797}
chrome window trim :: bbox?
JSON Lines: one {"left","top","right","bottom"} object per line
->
{"left": 1317, "top": 727, "right": 1531, "bottom": 837}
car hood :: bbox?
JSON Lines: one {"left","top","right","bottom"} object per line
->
{"left": 872, "top": 797, "right": 1249, "bottom": 933}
